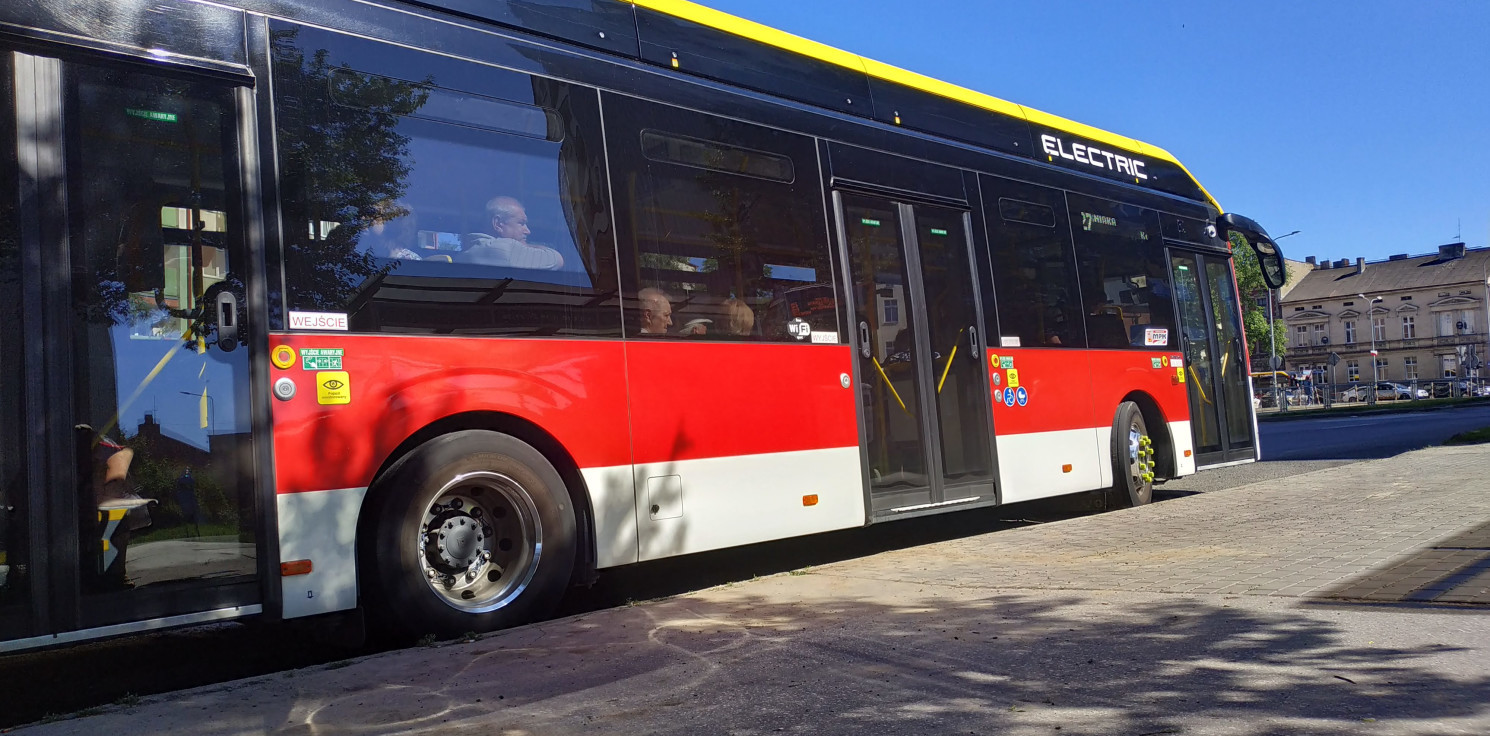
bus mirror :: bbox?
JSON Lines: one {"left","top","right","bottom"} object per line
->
{"left": 1217, "top": 213, "right": 1287, "bottom": 290}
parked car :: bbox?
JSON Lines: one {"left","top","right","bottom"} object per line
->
{"left": 1427, "top": 379, "right": 1490, "bottom": 399}
{"left": 1338, "top": 382, "right": 1426, "bottom": 402}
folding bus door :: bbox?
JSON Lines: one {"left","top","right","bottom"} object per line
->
{"left": 3, "top": 48, "right": 261, "bottom": 650}
{"left": 1171, "top": 249, "right": 1255, "bottom": 466}
{"left": 828, "top": 145, "right": 997, "bottom": 519}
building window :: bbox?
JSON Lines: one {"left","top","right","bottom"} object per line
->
{"left": 1461, "top": 311, "right": 1476, "bottom": 334}
{"left": 1373, "top": 317, "right": 1386, "bottom": 342}
{"left": 1343, "top": 320, "right": 1356, "bottom": 344}
{"left": 882, "top": 298, "right": 899, "bottom": 325}
{"left": 1375, "top": 356, "right": 1389, "bottom": 378}
{"left": 1313, "top": 323, "right": 1327, "bottom": 344}
{"left": 1443, "top": 354, "right": 1458, "bottom": 377}
{"left": 1295, "top": 325, "right": 1308, "bottom": 345}
{"left": 1346, "top": 359, "right": 1360, "bottom": 382}
{"left": 1404, "top": 356, "right": 1418, "bottom": 380}
{"left": 1402, "top": 315, "right": 1416, "bottom": 339}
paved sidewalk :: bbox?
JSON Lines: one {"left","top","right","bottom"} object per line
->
{"left": 18, "top": 445, "right": 1490, "bottom": 735}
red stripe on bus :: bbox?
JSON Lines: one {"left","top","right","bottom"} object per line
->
{"left": 270, "top": 335, "right": 632, "bottom": 495}
{"left": 625, "top": 341, "right": 860, "bottom": 465}
{"left": 988, "top": 349, "right": 1190, "bottom": 434}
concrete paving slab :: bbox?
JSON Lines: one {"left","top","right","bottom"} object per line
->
{"left": 13, "top": 445, "right": 1490, "bottom": 735}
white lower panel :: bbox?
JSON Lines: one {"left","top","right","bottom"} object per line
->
{"left": 632, "top": 446, "right": 865, "bottom": 562}
{"left": 580, "top": 464, "right": 640, "bottom": 569}
{"left": 277, "top": 487, "right": 368, "bottom": 619}
{"left": 1169, "top": 420, "right": 1197, "bottom": 476}
{"left": 997, "top": 429, "right": 1105, "bottom": 504}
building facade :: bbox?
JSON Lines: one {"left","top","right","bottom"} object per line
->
{"left": 1280, "top": 243, "right": 1490, "bottom": 390}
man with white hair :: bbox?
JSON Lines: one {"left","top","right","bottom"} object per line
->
{"left": 637, "top": 287, "right": 673, "bottom": 335}
{"left": 457, "top": 195, "right": 564, "bottom": 270}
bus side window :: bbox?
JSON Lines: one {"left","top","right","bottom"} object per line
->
{"left": 605, "top": 94, "right": 837, "bottom": 342}
{"left": 981, "top": 177, "right": 1085, "bottom": 349}
{"left": 1066, "top": 194, "right": 1174, "bottom": 350}
{"left": 271, "top": 26, "right": 620, "bottom": 337}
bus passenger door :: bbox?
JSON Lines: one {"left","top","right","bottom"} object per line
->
{"left": 1171, "top": 250, "right": 1256, "bottom": 465}
{"left": 4, "top": 49, "right": 262, "bottom": 647}
{"left": 837, "top": 192, "right": 996, "bottom": 516}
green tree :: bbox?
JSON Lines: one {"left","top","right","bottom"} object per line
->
{"left": 1229, "top": 232, "right": 1290, "bottom": 366}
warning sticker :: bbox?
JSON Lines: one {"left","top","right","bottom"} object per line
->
{"left": 302, "top": 348, "right": 345, "bottom": 371}
{"left": 1006, "top": 368, "right": 1020, "bottom": 389}
{"left": 316, "top": 371, "right": 351, "bottom": 405}
{"left": 1000, "top": 356, "right": 1014, "bottom": 370}
{"left": 1171, "top": 357, "right": 1184, "bottom": 369}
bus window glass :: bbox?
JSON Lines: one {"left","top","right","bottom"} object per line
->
{"left": 982, "top": 179, "right": 1084, "bottom": 348}
{"left": 606, "top": 94, "right": 837, "bottom": 342}
{"left": 273, "top": 31, "right": 620, "bottom": 336}
{"left": 1067, "top": 194, "right": 1174, "bottom": 350}
{"left": 0, "top": 55, "right": 22, "bottom": 611}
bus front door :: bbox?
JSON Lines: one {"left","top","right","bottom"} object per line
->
{"left": 1171, "top": 251, "right": 1256, "bottom": 466}
{"left": 3, "top": 49, "right": 262, "bottom": 649}
{"left": 838, "top": 192, "right": 996, "bottom": 516}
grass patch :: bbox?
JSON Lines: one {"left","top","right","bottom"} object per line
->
{"left": 1445, "top": 427, "right": 1490, "bottom": 445}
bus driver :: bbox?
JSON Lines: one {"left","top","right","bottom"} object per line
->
{"left": 457, "top": 196, "right": 565, "bottom": 270}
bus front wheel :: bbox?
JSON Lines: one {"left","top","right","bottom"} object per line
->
{"left": 362, "top": 430, "right": 576, "bottom": 640}
{"left": 1107, "top": 401, "right": 1154, "bottom": 508}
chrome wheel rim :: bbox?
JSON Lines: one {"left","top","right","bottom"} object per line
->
{"left": 417, "top": 471, "right": 542, "bottom": 613}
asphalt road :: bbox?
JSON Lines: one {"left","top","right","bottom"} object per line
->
{"left": 1, "top": 405, "right": 1486, "bottom": 728}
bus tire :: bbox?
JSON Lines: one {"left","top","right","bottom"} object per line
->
{"left": 362, "top": 430, "right": 576, "bottom": 640}
{"left": 1107, "top": 401, "right": 1155, "bottom": 508}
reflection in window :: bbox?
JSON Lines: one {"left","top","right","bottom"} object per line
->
{"left": 609, "top": 95, "right": 837, "bottom": 342}
{"left": 983, "top": 180, "right": 1084, "bottom": 348}
{"left": 273, "top": 28, "right": 620, "bottom": 336}
{"left": 0, "top": 56, "right": 21, "bottom": 607}
{"left": 1068, "top": 193, "right": 1174, "bottom": 350}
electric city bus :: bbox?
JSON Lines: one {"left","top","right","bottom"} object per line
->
{"left": 0, "top": 0, "right": 1286, "bottom": 651}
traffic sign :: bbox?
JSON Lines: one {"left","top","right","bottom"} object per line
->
{"left": 1270, "top": 355, "right": 1283, "bottom": 370}
{"left": 1370, "top": 349, "right": 1379, "bottom": 357}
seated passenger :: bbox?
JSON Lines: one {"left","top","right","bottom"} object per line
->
{"left": 457, "top": 196, "right": 564, "bottom": 270}
{"left": 637, "top": 287, "right": 673, "bottom": 335}
{"left": 721, "top": 297, "right": 755, "bottom": 337}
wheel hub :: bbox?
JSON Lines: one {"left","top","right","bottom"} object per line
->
{"left": 424, "top": 510, "right": 486, "bottom": 572}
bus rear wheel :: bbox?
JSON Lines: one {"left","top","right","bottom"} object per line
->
{"left": 362, "top": 430, "right": 576, "bottom": 640}
{"left": 1107, "top": 401, "right": 1155, "bottom": 508}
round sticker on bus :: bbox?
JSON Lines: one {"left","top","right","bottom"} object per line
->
{"left": 1003, "top": 387, "right": 1016, "bottom": 407}
{"left": 1016, "top": 386, "right": 1028, "bottom": 406}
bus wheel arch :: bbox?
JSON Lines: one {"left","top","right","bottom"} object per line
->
{"left": 357, "top": 414, "right": 596, "bottom": 638}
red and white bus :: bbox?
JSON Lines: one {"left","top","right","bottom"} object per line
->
{"left": 0, "top": 0, "right": 1286, "bottom": 650}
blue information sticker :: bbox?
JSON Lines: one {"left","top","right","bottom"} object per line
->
{"left": 1003, "top": 387, "right": 1016, "bottom": 406}
{"left": 1016, "top": 386, "right": 1028, "bottom": 406}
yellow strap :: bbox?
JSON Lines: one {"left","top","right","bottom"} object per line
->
{"left": 870, "top": 357, "right": 911, "bottom": 416}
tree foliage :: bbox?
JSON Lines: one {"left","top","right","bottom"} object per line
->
{"left": 1229, "top": 232, "right": 1291, "bottom": 366}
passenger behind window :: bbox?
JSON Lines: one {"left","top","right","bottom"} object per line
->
{"left": 362, "top": 200, "right": 421, "bottom": 261}
{"left": 721, "top": 297, "right": 755, "bottom": 337}
{"left": 457, "top": 196, "right": 564, "bottom": 270}
{"left": 637, "top": 287, "right": 673, "bottom": 335}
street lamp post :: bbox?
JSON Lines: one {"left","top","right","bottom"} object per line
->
{"left": 1358, "top": 293, "right": 1382, "bottom": 404}
{"left": 1267, "top": 230, "right": 1300, "bottom": 411}
{"left": 180, "top": 391, "right": 215, "bottom": 436}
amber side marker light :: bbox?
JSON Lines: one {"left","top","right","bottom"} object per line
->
{"left": 802, "top": 494, "right": 819, "bottom": 506}
{"left": 281, "top": 560, "right": 313, "bottom": 576}
{"left": 1061, "top": 464, "right": 1073, "bottom": 473}
{"left": 1184, "top": 450, "right": 1193, "bottom": 458}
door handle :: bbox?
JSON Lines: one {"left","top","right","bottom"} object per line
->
{"left": 968, "top": 325, "right": 979, "bottom": 359}
{"left": 216, "top": 290, "right": 239, "bottom": 353}
{"left": 859, "top": 321, "right": 871, "bottom": 358}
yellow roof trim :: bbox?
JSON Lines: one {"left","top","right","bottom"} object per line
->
{"left": 627, "top": 0, "right": 1221, "bottom": 211}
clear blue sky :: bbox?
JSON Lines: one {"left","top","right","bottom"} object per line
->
{"left": 701, "top": 0, "right": 1490, "bottom": 264}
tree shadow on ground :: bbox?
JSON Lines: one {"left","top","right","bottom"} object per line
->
{"left": 67, "top": 585, "right": 1487, "bottom": 736}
